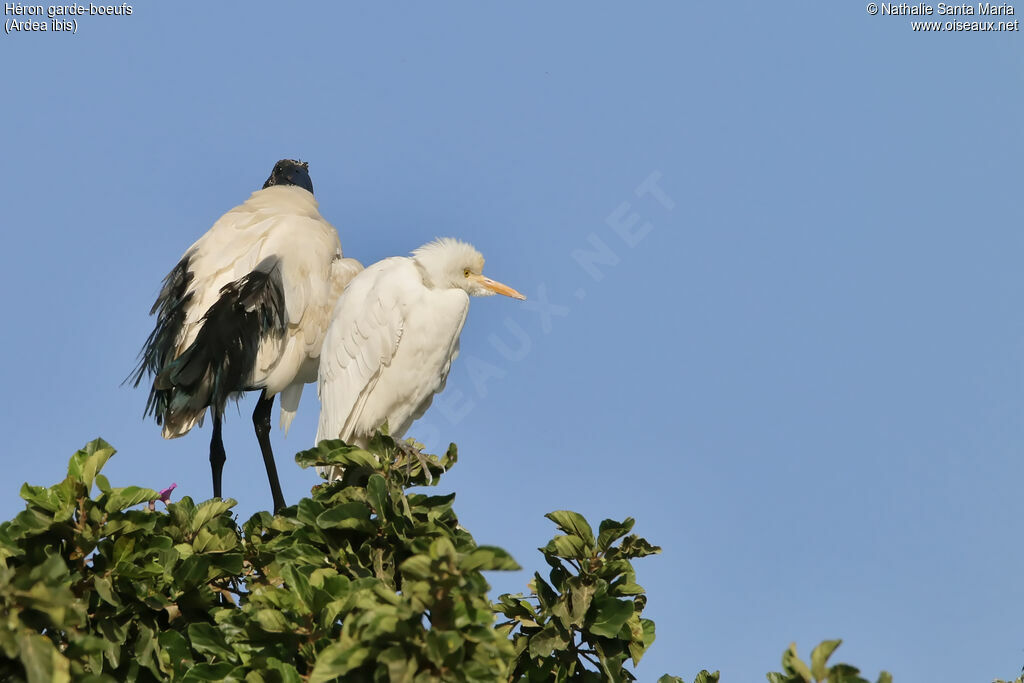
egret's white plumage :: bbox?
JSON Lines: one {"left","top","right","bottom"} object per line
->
{"left": 132, "top": 160, "right": 362, "bottom": 510}
{"left": 315, "top": 238, "right": 525, "bottom": 479}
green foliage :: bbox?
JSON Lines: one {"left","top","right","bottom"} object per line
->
{"left": 766, "top": 641, "right": 891, "bottom": 683}
{"left": 657, "top": 672, "right": 720, "bottom": 683}
{"left": 494, "top": 511, "right": 662, "bottom": 681}
{"left": 0, "top": 436, "right": 673, "bottom": 681}
{"left": 0, "top": 436, "right": 900, "bottom": 682}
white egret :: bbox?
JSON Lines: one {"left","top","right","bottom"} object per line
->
{"left": 131, "top": 159, "right": 362, "bottom": 511}
{"left": 315, "top": 238, "right": 525, "bottom": 479}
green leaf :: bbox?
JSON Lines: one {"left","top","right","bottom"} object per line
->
{"left": 618, "top": 534, "right": 661, "bottom": 559}
{"left": 628, "top": 616, "right": 656, "bottom": 665}
{"left": 399, "top": 554, "right": 433, "bottom": 580}
{"left": 811, "top": 639, "right": 842, "bottom": 680}
{"left": 430, "top": 536, "right": 457, "bottom": 561}
{"left": 876, "top": 673, "right": 893, "bottom": 683}
{"left": 693, "top": 672, "right": 721, "bottom": 683}
{"left": 567, "top": 577, "right": 597, "bottom": 626}
{"left": 79, "top": 439, "right": 116, "bottom": 492}
{"left": 296, "top": 440, "right": 378, "bottom": 470}
{"left": 462, "top": 545, "right": 520, "bottom": 572}
{"left": 425, "top": 629, "right": 462, "bottom": 666}
{"left": 258, "top": 658, "right": 303, "bottom": 683}
{"left": 545, "top": 511, "right": 595, "bottom": 546}
{"left": 440, "top": 442, "right": 459, "bottom": 470}
{"left": 187, "top": 623, "right": 234, "bottom": 662}
{"left": 18, "top": 632, "right": 70, "bottom": 683}
{"left": 181, "top": 662, "right": 240, "bottom": 681}
{"left": 587, "top": 597, "right": 634, "bottom": 638}
{"left": 316, "top": 502, "right": 374, "bottom": 532}
{"left": 528, "top": 624, "right": 570, "bottom": 658}
{"left": 92, "top": 576, "right": 121, "bottom": 607}
{"left": 253, "top": 608, "right": 290, "bottom": 632}
{"left": 830, "top": 663, "right": 867, "bottom": 681}
{"left": 594, "top": 640, "right": 629, "bottom": 683}
{"left": 66, "top": 438, "right": 115, "bottom": 491}
{"left": 377, "top": 646, "right": 414, "bottom": 682}
{"left": 597, "top": 517, "right": 635, "bottom": 552}
{"left": 609, "top": 579, "right": 645, "bottom": 596}
{"left": 366, "top": 474, "right": 389, "bottom": 520}
{"left": 157, "top": 630, "right": 194, "bottom": 675}
{"left": 190, "top": 498, "right": 236, "bottom": 534}
{"left": 309, "top": 642, "right": 370, "bottom": 682}
{"left": 280, "top": 565, "right": 314, "bottom": 611}
{"left": 532, "top": 573, "right": 559, "bottom": 610}
{"left": 540, "top": 536, "right": 589, "bottom": 565}
{"left": 192, "top": 527, "right": 239, "bottom": 554}
{"left": 9, "top": 508, "right": 53, "bottom": 536}
{"left": 103, "top": 486, "right": 160, "bottom": 512}
{"left": 781, "top": 642, "right": 813, "bottom": 683}
{"left": 544, "top": 534, "right": 591, "bottom": 560}
{"left": 19, "top": 483, "right": 61, "bottom": 513}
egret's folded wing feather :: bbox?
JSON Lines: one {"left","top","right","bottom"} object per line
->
{"left": 316, "top": 259, "right": 409, "bottom": 446}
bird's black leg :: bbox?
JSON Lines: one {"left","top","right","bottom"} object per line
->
{"left": 253, "top": 390, "right": 286, "bottom": 513}
{"left": 210, "top": 413, "right": 226, "bottom": 500}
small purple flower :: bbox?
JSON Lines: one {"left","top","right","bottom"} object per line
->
{"left": 158, "top": 483, "right": 178, "bottom": 504}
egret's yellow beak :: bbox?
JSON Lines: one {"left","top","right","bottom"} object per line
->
{"left": 471, "top": 274, "right": 526, "bottom": 300}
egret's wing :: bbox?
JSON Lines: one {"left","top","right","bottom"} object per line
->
{"left": 403, "top": 317, "right": 466, "bottom": 431}
{"left": 315, "top": 259, "right": 409, "bottom": 445}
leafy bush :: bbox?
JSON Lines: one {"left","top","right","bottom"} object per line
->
{"left": 0, "top": 436, "right": 899, "bottom": 682}
{"left": 0, "top": 436, "right": 666, "bottom": 681}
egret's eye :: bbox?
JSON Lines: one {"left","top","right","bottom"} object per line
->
{"left": 464, "top": 268, "right": 471, "bottom": 277}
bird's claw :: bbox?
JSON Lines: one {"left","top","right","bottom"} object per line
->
{"left": 397, "top": 441, "right": 434, "bottom": 484}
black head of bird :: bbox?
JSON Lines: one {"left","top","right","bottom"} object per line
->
{"left": 263, "top": 159, "right": 314, "bottom": 195}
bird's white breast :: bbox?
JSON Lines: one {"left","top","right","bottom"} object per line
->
{"left": 354, "top": 286, "right": 469, "bottom": 439}
{"left": 315, "top": 257, "right": 470, "bottom": 446}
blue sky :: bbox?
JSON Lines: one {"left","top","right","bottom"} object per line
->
{"left": 2, "top": 2, "right": 1022, "bottom": 680}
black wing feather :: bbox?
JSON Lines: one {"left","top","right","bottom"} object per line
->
{"left": 132, "top": 256, "right": 287, "bottom": 427}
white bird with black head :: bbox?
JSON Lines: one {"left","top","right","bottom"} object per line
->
{"left": 131, "top": 159, "right": 362, "bottom": 511}
{"left": 315, "top": 238, "right": 525, "bottom": 480}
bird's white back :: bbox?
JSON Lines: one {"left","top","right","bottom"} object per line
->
{"left": 162, "top": 185, "right": 359, "bottom": 437}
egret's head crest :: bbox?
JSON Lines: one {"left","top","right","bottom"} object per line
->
{"left": 412, "top": 238, "right": 485, "bottom": 290}
{"left": 412, "top": 238, "right": 483, "bottom": 265}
